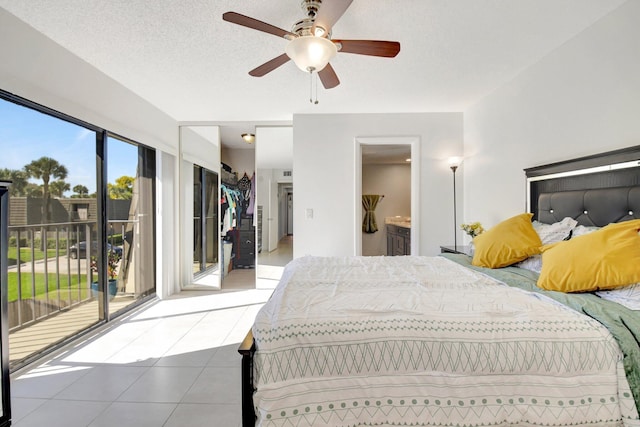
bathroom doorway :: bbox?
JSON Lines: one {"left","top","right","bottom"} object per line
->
{"left": 355, "top": 137, "right": 420, "bottom": 256}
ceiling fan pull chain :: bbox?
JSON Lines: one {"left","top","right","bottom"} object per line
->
{"left": 308, "top": 67, "right": 319, "bottom": 104}
{"left": 309, "top": 69, "right": 313, "bottom": 103}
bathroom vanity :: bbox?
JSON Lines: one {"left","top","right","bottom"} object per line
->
{"left": 385, "top": 217, "right": 410, "bottom": 256}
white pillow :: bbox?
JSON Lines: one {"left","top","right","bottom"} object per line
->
{"left": 571, "top": 225, "right": 601, "bottom": 237}
{"left": 533, "top": 217, "right": 578, "bottom": 244}
{"left": 515, "top": 255, "right": 543, "bottom": 274}
{"left": 596, "top": 283, "right": 640, "bottom": 310}
{"left": 515, "top": 217, "right": 577, "bottom": 273}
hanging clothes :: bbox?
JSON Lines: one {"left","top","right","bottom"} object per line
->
{"left": 237, "top": 172, "right": 251, "bottom": 191}
{"left": 238, "top": 172, "right": 252, "bottom": 213}
{"left": 246, "top": 173, "right": 256, "bottom": 215}
{"left": 362, "top": 194, "right": 383, "bottom": 233}
{"left": 221, "top": 184, "right": 242, "bottom": 235}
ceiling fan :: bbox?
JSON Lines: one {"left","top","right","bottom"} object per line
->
{"left": 222, "top": 0, "right": 401, "bottom": 90}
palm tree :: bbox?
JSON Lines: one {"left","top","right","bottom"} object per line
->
{"left": 25, "top": 157, "right": 68, "bottom": 249}
{"left": 0, "top": 168, "right": 29, "bottom": 196}
{"left": 23, "top": 183, "right": 43, "bottom": 198}
{"left": 50, "top": 180, "right": 70, "bottom": 198}
{"left": 25, "top": 156, "right": 68, "bottom": 222}
{"left": 72, "top": 184, "right": 89, "bottom": 198}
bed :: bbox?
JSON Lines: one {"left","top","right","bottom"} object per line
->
{"left": 239, "top": 146, "right": 640, "bottom": 427}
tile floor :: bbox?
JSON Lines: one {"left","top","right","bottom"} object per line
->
{"left": 9, "top": 269, "right": 272, "bottom": 427}
{"left": 9, "top": 297, "right": 134, "bottom": 365}
{"left": 257, "top": 236, "right": 293, "bottom": 283}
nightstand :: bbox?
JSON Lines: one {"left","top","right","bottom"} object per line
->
{"left": 440, "top": 245, "right": 472, "bottom": 255}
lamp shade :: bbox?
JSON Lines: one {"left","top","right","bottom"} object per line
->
{"left": 448, "top": 157, "right": 463, "bottom": 169}
{"left": 285, "top": 36, "right": 337, "bottom": 72}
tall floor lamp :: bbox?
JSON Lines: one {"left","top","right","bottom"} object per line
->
{"left": 448, "top": 157, "right": 462, "bottom": 251}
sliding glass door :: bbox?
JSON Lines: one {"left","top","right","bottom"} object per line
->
{"left": 106, "top": 136, "right": 156, "bottom": 317}
{"left": 0, "top": 91, "right": 156, "bottom": 370}
{"left": 193, "top": 165, "right": 218, "bottom": 276}
{"left": 0, "top": 96, "right": 100, "bottom": 367}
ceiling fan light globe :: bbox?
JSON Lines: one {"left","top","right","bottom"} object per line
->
{"left": 285, "top": 36, "right": 337, "bottom": 72}
{"left": 313, "top": 26, "right": 326, "bottom": 37}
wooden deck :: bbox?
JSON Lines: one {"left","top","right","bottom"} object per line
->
{"left": 9, "top": 296, "right": 134, "bottom": 365}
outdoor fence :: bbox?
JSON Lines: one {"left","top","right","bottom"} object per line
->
{"left": 7, "top": 220, "right": 130, "bottom": 331}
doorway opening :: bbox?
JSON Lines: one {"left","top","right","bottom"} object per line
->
{"left": 255, "top": 126, "right": 293, "bottom": 288}
{"left": 355, "top": 136, "right": 420, "bottom": 256}
{"left": 257, "top": 182, "right": 293, "bottom": 285}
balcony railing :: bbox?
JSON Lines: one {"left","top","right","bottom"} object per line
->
{"left": 7, "top": 220, "right": 131, "bottom": 332}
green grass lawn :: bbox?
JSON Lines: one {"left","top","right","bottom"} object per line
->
{"left": 7, "top": 247, "right": 62, "bottom": 266}
{"left": 7, "top": 272, "right": 91, "bottom": 303}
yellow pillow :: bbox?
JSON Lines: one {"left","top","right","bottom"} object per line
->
{"left": 537, "top": 219, "right": 640, "bottom": 292}
{"left": 472, "top": 213, "right": 542, "bottom": 268}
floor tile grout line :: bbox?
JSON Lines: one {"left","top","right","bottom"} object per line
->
{"left": 10, "top": 286, "right": 275, "bottom": 427}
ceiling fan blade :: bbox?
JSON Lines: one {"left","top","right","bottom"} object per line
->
{"left": 334, "top": 40, "right": 400, "bottom": 57}
{"left": 318, "top": 63, "right": 340, "bottom": 89}
{"left": 249, "top": 53, "right": 291, "bottom": 77}
{"left": 223, "top": 12, "right": 296, "bottom": 39}
{"left": 312, "top": 0, "right": 353, "bottom": 36}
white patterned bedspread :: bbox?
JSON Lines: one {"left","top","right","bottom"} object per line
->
{"left": 252, "top": 256, "right": 640, "bottom": 426}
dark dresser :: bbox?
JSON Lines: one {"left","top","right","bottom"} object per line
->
{"left": 234, "top": 215, "right": 255, "bottom": 268}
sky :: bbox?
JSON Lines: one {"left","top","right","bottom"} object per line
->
{"left": 0, "top": 97, "right": 137, "bottom": 195}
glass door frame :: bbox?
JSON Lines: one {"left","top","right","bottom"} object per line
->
{"left": 193, "top": 164, "right": 219, "bottom": 277}
{"left": 1, "top": 181, "right": 12, "bottom": 427}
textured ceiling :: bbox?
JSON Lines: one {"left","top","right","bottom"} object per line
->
{"left": 0, "top": 0, "right": 627, "bottom": 148}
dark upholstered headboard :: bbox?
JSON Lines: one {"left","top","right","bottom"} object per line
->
{"left": 525, "top": 145, "right": 640, "bottom": 225}
{"left": 537, "top": 187, "right": 640, "bottom": 226}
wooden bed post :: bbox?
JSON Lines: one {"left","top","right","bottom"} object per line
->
{"left": 238, "top": 329, "right": 256, "bottom": 427}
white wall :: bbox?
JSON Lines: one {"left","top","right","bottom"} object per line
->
{"left": 463, "top": 1, "right": 640, "bottom": 233}
{"left": 182, "top": 126, "right": 221, "bottom": 172}
{"left": 294, "top": 113, "right": 463, "bottom": 257}
{"left": 0, "top": 9, "right": 178, "bottom": 154}
{"left": 362, "top": 164, "right": 411, "bottom": 256}
{"left": 221, "top": 147, "right": 255, "bottom": 178}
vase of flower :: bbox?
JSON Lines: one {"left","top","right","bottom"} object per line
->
{"left": 90, "top": 250, "right": 122, "bottom": 300}
{"left": 460, "top": 222, "right": 484, "bottom": 255}
{"left": 460, "top": 221, "right": 484, "bottom": 238}
{"left": 91, "top": 279, "right": 118, "bottom": 299}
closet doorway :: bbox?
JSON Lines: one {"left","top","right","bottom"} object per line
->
{"left": 355, "top": 137, "right": 420, "bottom": 256}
